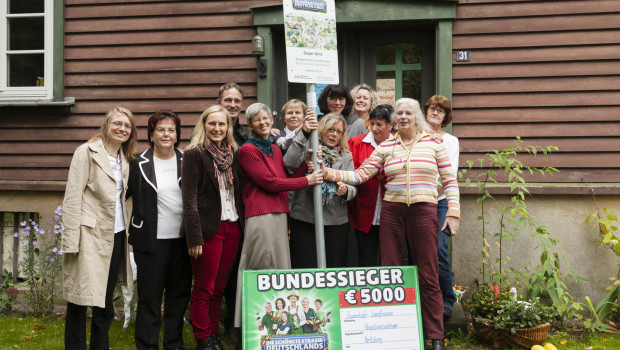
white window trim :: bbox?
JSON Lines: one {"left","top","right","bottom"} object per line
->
{"left": 0, "top": 0, "right": 53, "bottom": 101}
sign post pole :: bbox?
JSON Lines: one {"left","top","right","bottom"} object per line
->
{"left": 306, "top": 83, "right": 326, "bottom": 268}
{"left": 283, "top": 0, "right": 338, "bottom": 268}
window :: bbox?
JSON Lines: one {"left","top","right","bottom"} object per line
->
{"left": 0, "top": 0, "right": 53, "bottom": 101}
{"left": 376, "top": 43, "right": 422, "bottom": 103}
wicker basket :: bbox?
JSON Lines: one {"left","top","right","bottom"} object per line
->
{"left": 472, "top": 322, "right": 551, "bottom": 349}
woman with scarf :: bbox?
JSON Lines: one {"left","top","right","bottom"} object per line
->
{"left": 233, "top": 103, "right": 323, "bottom": 330}
{"left": 182, "top": 105, "right": 243, "bottom": 350}
{"left": 283, "top": 112, "right": 356, "bottom": 268}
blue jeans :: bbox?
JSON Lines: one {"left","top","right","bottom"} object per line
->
{"left": 437, "top": 199, "right": 456, "bottom": 311}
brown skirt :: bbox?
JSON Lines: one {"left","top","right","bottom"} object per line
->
{"left": 234, "top": 213, "right": 290, "bottom": 327}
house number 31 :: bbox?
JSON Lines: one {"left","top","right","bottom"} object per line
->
{"left": 456, "top": 50, "right": 471, "bottom": 62}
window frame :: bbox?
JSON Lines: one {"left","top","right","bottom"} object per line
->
{"left": 0, "top": 0, "right": 55, "bottom": 102}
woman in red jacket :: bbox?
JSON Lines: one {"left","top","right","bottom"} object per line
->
{"left": 233, "top": 102, "right": 323, "bottom": 329}
{"left": 347, "top": 104, "right": 393, "bottom": 266}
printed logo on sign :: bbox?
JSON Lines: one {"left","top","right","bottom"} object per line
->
{"left": 261, "top": 334, "right": 328, "bottom": 350}
{"left": 293, "top": 0, "right": 327, "bottom": 12}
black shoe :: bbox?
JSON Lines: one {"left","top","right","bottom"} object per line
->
{"left": 195, "top": 339, "right": 211, "bottom": 350}
{"left": 209, "top": 334, "right": 224, "bottom": 350}
{"left": 443, "top": 305, "right": 452, "bottom": 321}
{"left": 227, "top": 327, "right": 241, "bottom": 346}
{"left": 431, "top": 339, "right": 445, "bottom": 350}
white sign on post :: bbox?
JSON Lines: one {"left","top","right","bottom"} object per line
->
{"left": 283, "top": 0, "right": 339, "bottom": 84}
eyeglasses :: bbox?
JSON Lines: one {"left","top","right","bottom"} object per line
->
{"left": 429, "top": 107, "right": 445, "bottom": 115}
{"left": 327, "top": 96, "right": 346, "bottom": 103}
{"left": 326, "top": 128, "right": 343, "bottom": 136}
{"left": 155, "top": 128, "right": 176, "bottom": 134}
{"left": 111, "top": 121, "right": 132, "bottom": 130}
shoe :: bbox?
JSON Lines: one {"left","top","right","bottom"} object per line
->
{"left": 443, "top": 305, "right": 453, "bottom": 321}
{"left": 195, "top": 339, "right": 211, "bottom": 350}
{"left": 209, "top": 334, "right": 224, "bottom": 350}
{"left": 227, "top": 327, "right": 241, "bottom": 346}
{"left": 431, "top": 339, "right": 445, "bottom": 350}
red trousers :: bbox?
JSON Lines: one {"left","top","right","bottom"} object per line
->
{"left": 190, "top": 221, "right": 241, "bottom": 340}
{"left": 380, "top": 201, "right": 443, "bottom": 340}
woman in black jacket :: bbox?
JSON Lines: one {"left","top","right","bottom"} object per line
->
{"left": 126, "top": 110, "right": 192, "bottom": 350}
{"left": 182, "top": 105, "right": 244, "bottom": 350}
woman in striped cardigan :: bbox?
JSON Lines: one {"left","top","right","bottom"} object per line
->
{"left": 321, "top": 98, "right": 459, "bottom": 350}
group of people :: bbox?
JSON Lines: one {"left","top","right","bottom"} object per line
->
{"left": 60, "top": 81, "right": 460, "bottom": 350}
{"left": 257, "top": 293, "right": 330, "bottom": 336}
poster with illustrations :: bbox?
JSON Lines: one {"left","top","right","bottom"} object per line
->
{"left": 242, "top": 266, "right": 424, "bottom": 350}
{"left": 283, "top": 0, "right": 339, "bottom": 84}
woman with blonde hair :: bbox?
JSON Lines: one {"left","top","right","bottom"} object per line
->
{"left": 350, "top": 84, "right": 380, "bottom": 130}
{"left": 62, "top": 106, "right": 137, "bottom": 349}
{"left": 320, "top": 98, "right": 459, "bottom": 350}
{"left": 284, "top": 112, "right": 356, "bottom": 268}
{"left": 182, "top": 105, "right": 243, "bottom": 350}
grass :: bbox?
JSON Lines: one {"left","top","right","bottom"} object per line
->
{"left": 0, "top": 315, "right": 236, "bottom": 350}
{"left": 446, "top": 328, "right": 620, "bottom": 349}
{"left": 2, "top": 314, "right": 620, "bottom": 349}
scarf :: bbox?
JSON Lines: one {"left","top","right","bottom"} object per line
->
{"left": 248, "top": 135, "right": 273, "bottom": 156}
{"left": 205, "top": 141, "right": 234, "bottom": 195}
{"left": 319, "top": 145, "right": 340, "bottom": 204}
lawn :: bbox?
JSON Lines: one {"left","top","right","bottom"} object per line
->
{"left": 1, "top": 314, "right": 619, "bottom": 350}
{"left": 446, "top": 328, "right": 620, "bottom": 350}
{"left": 0, "top": 315, "right": 235, "bottom": 350}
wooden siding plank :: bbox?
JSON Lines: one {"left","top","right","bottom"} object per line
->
{"left": 453, "top": 61, "right": 620, "bottom": 79}
{"left": 456, "top": 0, "right": 620, "bottom": 19}
{"left": 453, "top": 76, "right": 620, "bottom": 93}
{"left": 458, "top": 138, "right": 620, "bottom": 152}
{"left": 452, "top": 91, "right": 620, "bottom": 108}
{"left": 64, "top": 85, "right": 257, "bottom": 100}
{"left": 453, "top": 13, "right": 620, "bottom": 34}
{"left": 0, "top": 169, "right": 70, "bottom": 181}
{"left": 65, "top": 1, "right": 266, "bottom": 18}
{"left": 459, "top": 169, "right": 620, "bottom": 184}
{"left": 0, "top": 141, "right": 155, "bottom": 154}
{"left": 65, "top": 42, "right": 253, "bottom": 60}
{"left": 454, "top": 122, "right": 620, "bottom": 138}
{"left": 65, "top": 0, "right": 278, "bottom": 6}
{"left": 453, "top": 30, "right": 620, "bottom": 49}
{"left": 452, "top": 44, "right": 620, "bottom": 64}
{"left": 460, "top": 153, "right": 619, "bottom": 168}
{"left": 0, "top": 142, "right": 84, "bottom": 154}
{"left": 65, "top": 70, "right": 257, "bottom": 87}
{"left": 0, "top": 156, "right": 74, "bottom": 168}
{"left": 70, "top": 100, "right": 257, "bottom": 115}
{"left": 65, "top": 14, "right": 254, "bottom": 33}
{"left": 459, "top": 152, "right": 620, "bottom": 172}
{"left": 65, "top": 57, "right": 257, "bottom": 73}
{"left": 453, "top": 106, "right": 620, "bottom": 123}
{"left": 65, "top": 28, "right": 257, "bottom": 46}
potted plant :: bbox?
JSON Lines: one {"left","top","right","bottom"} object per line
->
{"left": 464, "top": 284, "right": 557, "bottom": 349}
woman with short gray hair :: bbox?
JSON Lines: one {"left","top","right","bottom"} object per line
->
{"left": 233, "top": 103, "right": 324, "bottom": 329}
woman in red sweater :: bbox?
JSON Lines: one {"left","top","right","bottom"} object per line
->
{"left": 347, "top": 104, "right": 393, "bottom": 267}
{"left": 233, "top": 102, "right": 323, "bottom": 329}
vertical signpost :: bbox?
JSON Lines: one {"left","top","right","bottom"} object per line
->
{"left": 283, "top": 0, "right": 339, "bottom": 268}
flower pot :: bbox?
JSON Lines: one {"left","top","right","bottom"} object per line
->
{"left": 472, "top": 322, "right": 551, "bottom": 349}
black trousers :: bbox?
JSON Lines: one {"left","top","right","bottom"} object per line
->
{"left": 65, "top": 231, "right": 124, "bottom": 350}
{"left": 134, "top": 238, "right": 192, "bottom": 350}
{"left": 289, "top": 218, "right": 348, "bottom": 268}
{"left": 355, "top": 225, "right": 380, "bottom": 267}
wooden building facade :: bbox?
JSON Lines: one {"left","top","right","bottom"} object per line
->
{"left": 0, "top": 0, "right": 618, "bottom": 297}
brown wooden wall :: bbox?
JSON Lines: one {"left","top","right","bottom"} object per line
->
{"left": 452, "top": 0, "right": 620, "bottom": 185}
{"left": 0, "top": 0, "right": 276, "bottom": 189}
